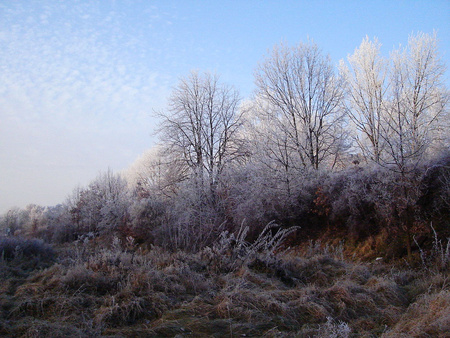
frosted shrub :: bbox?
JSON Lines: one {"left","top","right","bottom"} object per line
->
{"left": 317, "top": 316, "right": 351, "bottom": 338}
{"left": 0, "top": 236, "right": 54, "bottom": 262}
{"left": 211, "top": 220, "right": 299, "bottom": 269}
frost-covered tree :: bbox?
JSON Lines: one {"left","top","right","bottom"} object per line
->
{"left": 157, "top": 71, "right": 244, "bottom": 197}
{"left": 24, "top": 204, "right": 46, "bottom": 234}
{"left": 242, "top": 97, "right": 301, "bottom": 200}
{"left": 254, "top": 40, "right": 348, "bottom": 170}
{"left": 153, "top": 72, "right": 245, "bottom": 249}
{"left": 67, "top": 169, "right": 129, "bottom": 234}
{"left": 379, "top": 32, "right": 448, "bottom": 260}
{"left": 340, "top": 36, "right": 388, "bottom": 163}
{"left": 124, "top": 145, "right": 187, "bottom": 199}
{"left": 384, "top": 31, "right": 448, "bottom": 172}
{"left": 0, "top": 207, "right": 28, "bottom": 236}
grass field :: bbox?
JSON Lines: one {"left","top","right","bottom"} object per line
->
{"left": 1, "top": 234, "right": 448, "bottom": 337}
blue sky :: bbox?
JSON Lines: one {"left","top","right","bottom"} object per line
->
{"left": 0, "top": 0, "right": 449, "bottom": 212}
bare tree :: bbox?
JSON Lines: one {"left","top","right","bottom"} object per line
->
{"left": 384, "top": 31, "right": 448, "bottom": 172}
{"left": 242, "top": 97, "right": 301, "bottom": 200}
{"left": 340, "top": 36, "right": 388, "bottom": 163}
{"left": 254, "top": 40, "right": 347, "bottom": 170}
{"left": 157, "top": 71, "right": 244, "bottom": 198}
{"left": 381, "top": 32, "right": 448, "bottom": 261}
{"left": 125, "top": 146, "right": 188, "bottom": 199}
{"left": 0, "top": 207, "right": 28, "bottom": 236}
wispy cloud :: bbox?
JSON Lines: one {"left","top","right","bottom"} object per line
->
{"left": 0, "top": 1, "right": 171, "bottom": 211}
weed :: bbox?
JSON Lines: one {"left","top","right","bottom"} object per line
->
{"left": 416, "top": 223, "right": 450, "bottom": 272}
{"left": 317, "top": 316, "right": 351, "bottom": 338}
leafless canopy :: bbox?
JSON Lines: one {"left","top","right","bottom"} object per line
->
{"left": 254, "top": 40, "right": 347, "bottom": 170}
{"left": 157, "top": 71, "right": 243, "bottom": 192}
{"left": 383, "top": 32, "right": 448, "bottom": 173}
{"left": 340, "top": 36, "right": 388, "bottom": 163}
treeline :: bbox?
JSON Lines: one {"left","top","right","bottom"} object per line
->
{"left": 1, "top": 154, "right": 449, "bottom": 258}
{"left": 1, "top": 32, "right": 449, "bottom": 261}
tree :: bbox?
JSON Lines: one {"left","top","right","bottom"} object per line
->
{"left": 155, "top": 72, "right": 244, "bottom": 250}
{"left": 381, "top": 32, "right": 448, "bottom": 261}
{"left": 157, "top": 71, "right": 244, "bottom": 197}
{"left": 124, "top": 146, "right": 187, "bottom": 199}
{"left": 0, "top": 207, "right": 28, "bottom": 236}
{"left": 242, "top": 97, "right": 301, "bottom": 200}
{"left": 254, "top": 40, "right": 348, "bottom": 170}
{"left": 67, "top": 169, "right": 129, "bottom": 235}
{"left": 384, "top": 31, "right": 448, "bottom": 172}
{"left": 24, "top": 204, "right": 45, "bottom": 235}
{"left": 340, "top": 36, "right": 388, "bottom": 163}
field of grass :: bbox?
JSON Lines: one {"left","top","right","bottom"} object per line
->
{"left": 1, "top": 234, "right": 448, "bottom": 337}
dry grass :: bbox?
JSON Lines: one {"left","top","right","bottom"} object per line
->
{"left": 383, "top": 290, "right": 450, "bottom": 337}
{"left": 0, "top": 235, "right": 449, "bottom": 337}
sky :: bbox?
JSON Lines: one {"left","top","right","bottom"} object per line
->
{"left": 0, "top": 0, "right": 449, "bottom": 213}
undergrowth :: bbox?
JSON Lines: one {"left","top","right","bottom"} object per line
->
{"left": 0, "top": 227, "right": 448, "bottom": 337}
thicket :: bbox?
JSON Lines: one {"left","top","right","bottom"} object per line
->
{"left": 2, "top": 32, "right": 448, "bottom": 260}
{"left": 1, "top": 150, "right": 449, "bottom": 264}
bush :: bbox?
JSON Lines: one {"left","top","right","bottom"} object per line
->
{"left": 0, "top": 236, "right": 55, "bottom": 273}
{"left": 0, "top": 237, "right": 55, "bottom": 262}
{"left": 126, "top": 197, "right": 166, "bottom": 244}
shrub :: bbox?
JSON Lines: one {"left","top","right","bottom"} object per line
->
{"left": 0, "top": 236, "right": 55, "bottom": 264}
{"left": 127, "top": 197, "right": 167, "bottom": 244}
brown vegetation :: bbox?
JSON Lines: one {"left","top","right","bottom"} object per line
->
{"left": 1, "top": 233, "right": 448, "bottom": 337}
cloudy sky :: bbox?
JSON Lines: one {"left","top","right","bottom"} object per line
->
{"left": 1, "top": 0, "right": 449, "bottom": 213}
